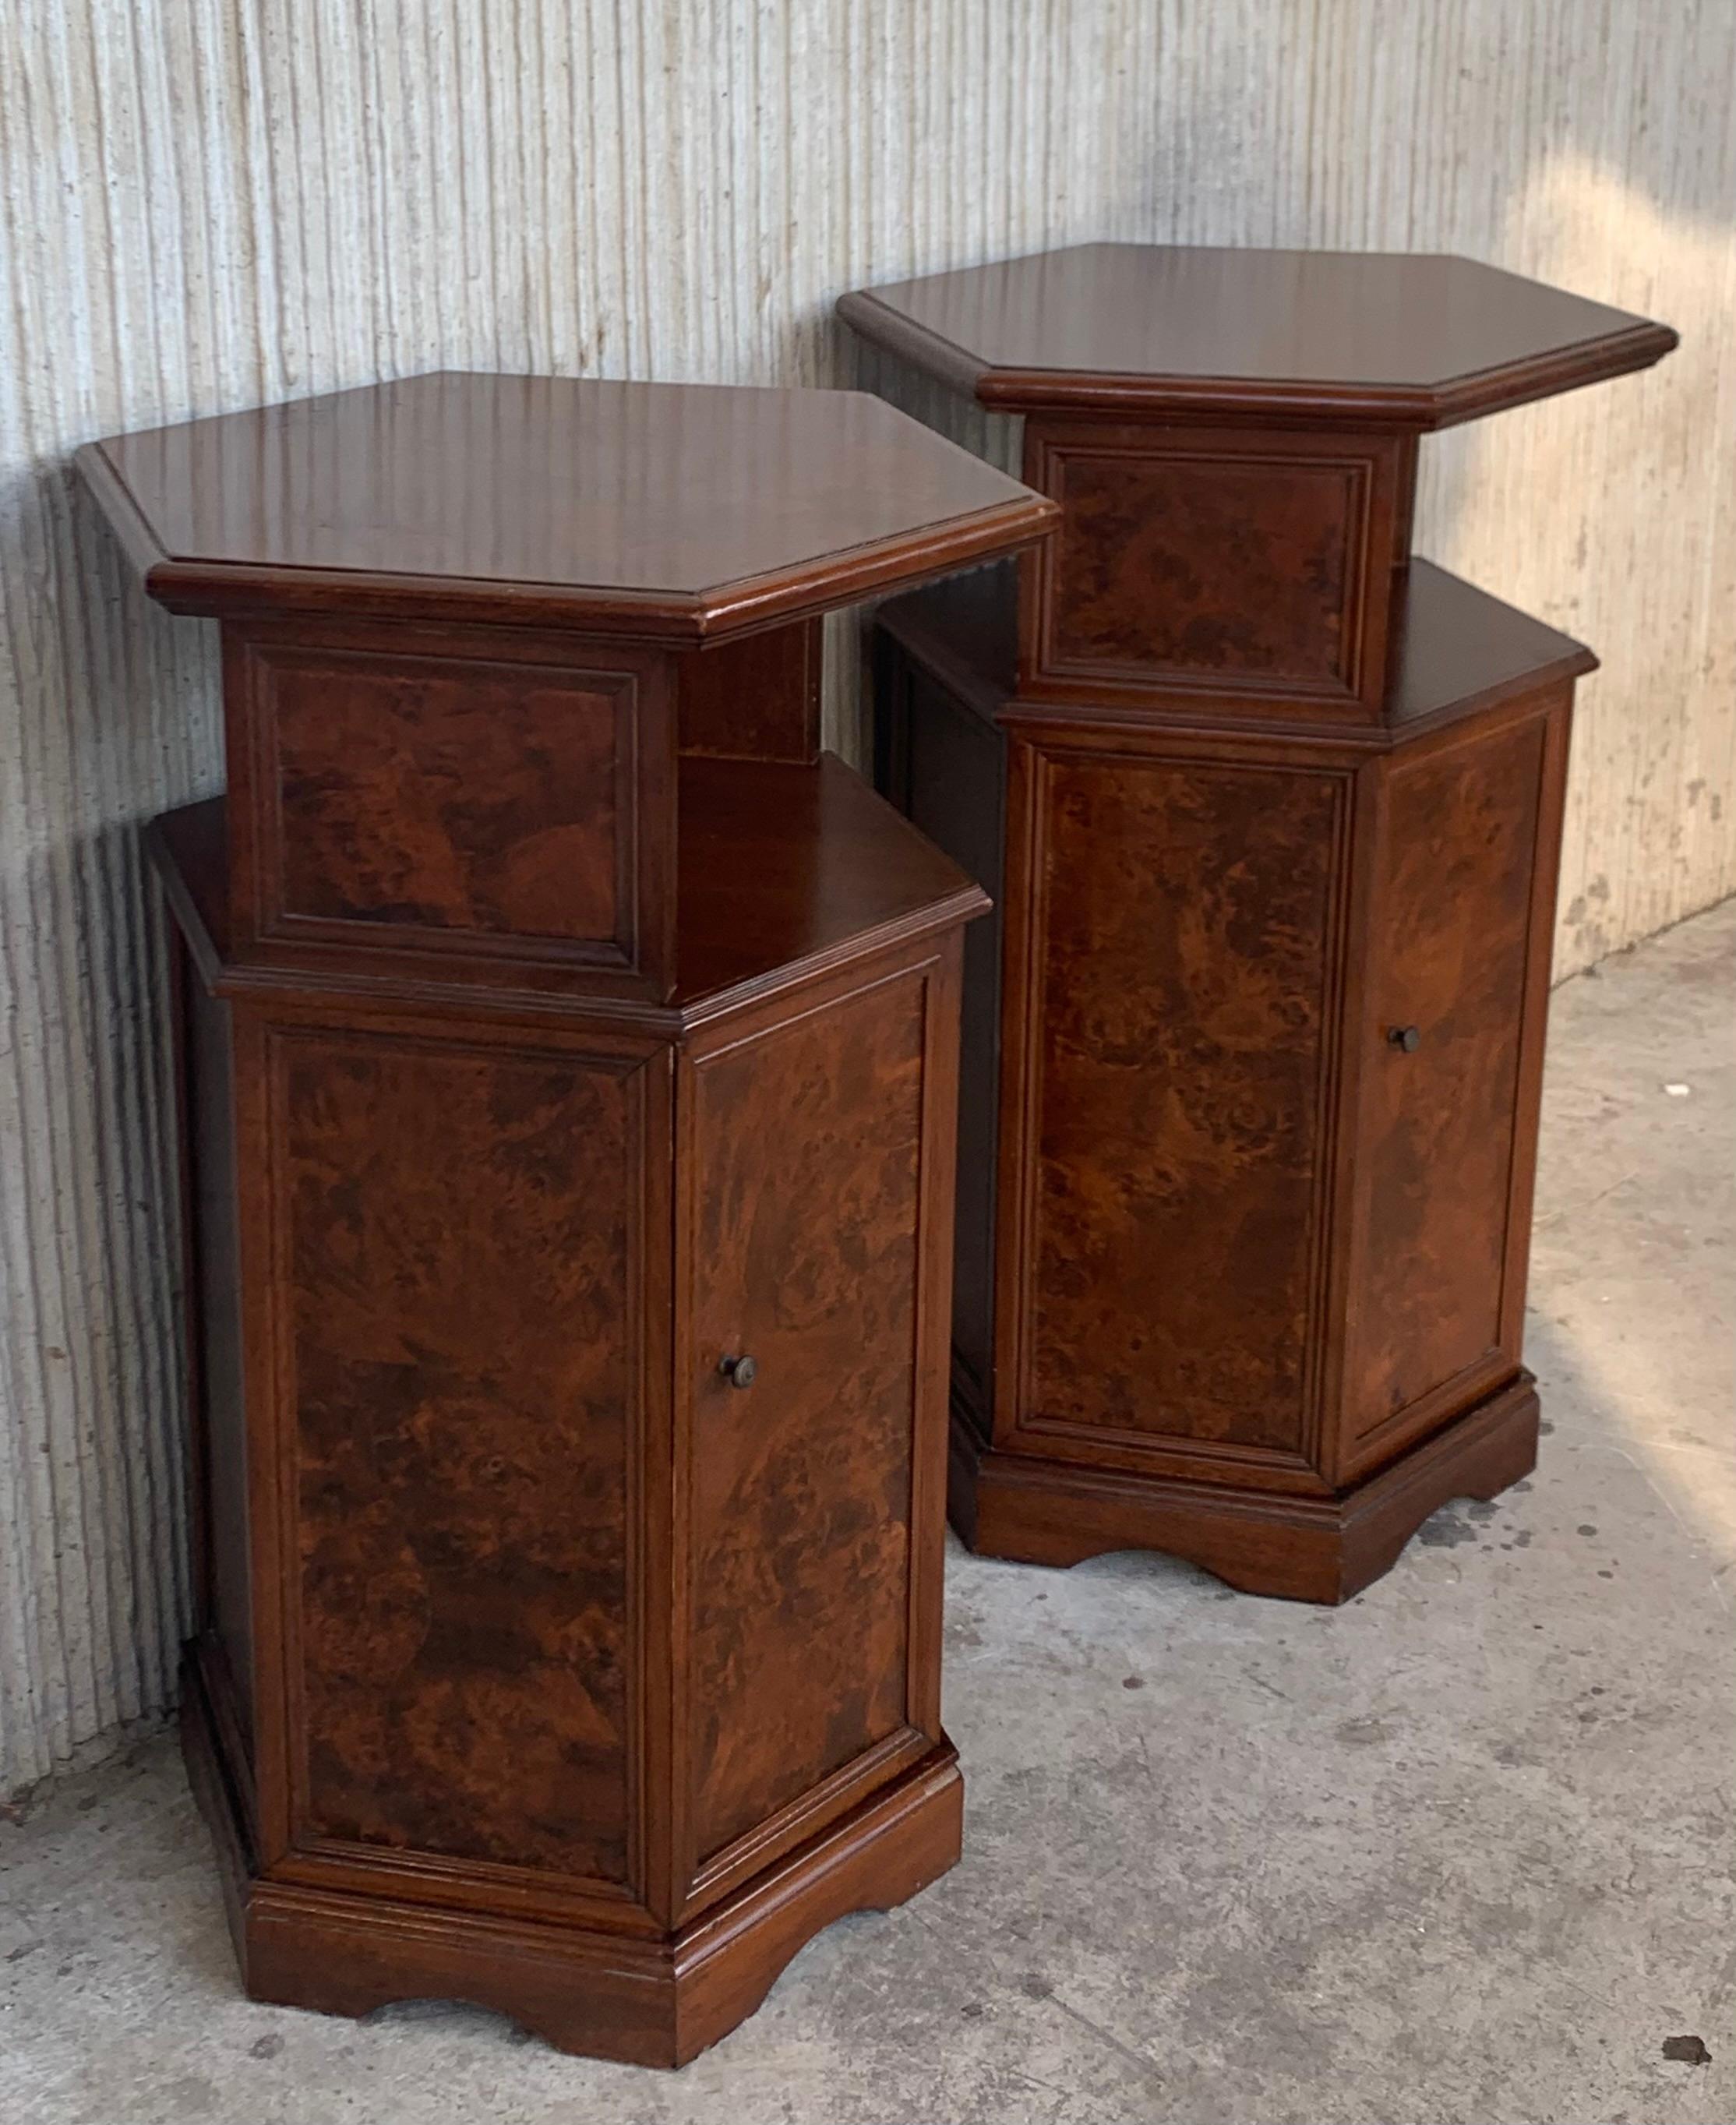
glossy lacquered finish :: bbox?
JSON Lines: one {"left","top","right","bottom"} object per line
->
{"left": 82, "top": 378, "right": 1054, "bottom": 1010}
{"left": 838, "top": 242, "right": 1677, "bottom": 425}
{"left": 83, "top": 372, "right": 1046, "bottom": 2063}
{"left": 160, "top": 830, "right": 972, "bottom": 2058}
{"left": 847, "top": 245, "right": 1672, "bottom": 1602}
{"left": 76, "top": 371, "right": 1056, "bottom": 637}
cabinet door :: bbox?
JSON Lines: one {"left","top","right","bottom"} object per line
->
{"left": 1004, "top": 741, "right": 1352, "bottom": 1476}
{"left": 1343, "top": 705, "right": 1562, "bottom": 1469}
{"left": 245, "top": 1008, "right": 667, "bottom": 1916}
{"left": 681, "top": 960, "right": 951, "bottom": 1909}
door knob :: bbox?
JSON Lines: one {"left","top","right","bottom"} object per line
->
{"left": 718, "top": 1353, "right": 758, "bottom": 1389}
{"left": 1387, "top": 1024, "right": 1421, "bottom": 1054}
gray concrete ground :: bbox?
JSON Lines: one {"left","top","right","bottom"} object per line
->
{"left": 3, "top": 900, "right": 1732, "bottom": 2125}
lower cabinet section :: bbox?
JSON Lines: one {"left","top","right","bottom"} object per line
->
{"left": 167, "top": 904, "right": 965, "bottom": 2063}
{"left": 877, "top": 603, "right": 1574, "bottom": 1601}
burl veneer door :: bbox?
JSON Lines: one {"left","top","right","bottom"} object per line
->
{"left": 679, "top": 959, "right": 952, "bottom": 1914}
{"left": 226, "top": 624, "right": 676, "bottom": 997}
{"left": 239, "top": 1004, "right": 670, "bottom": 1919}
{"left": 1340, "top": 701, "right": 1568, "bottom": 1477}
{"left": 1001, "top": 740, "right": 1353, "bottom": 1486}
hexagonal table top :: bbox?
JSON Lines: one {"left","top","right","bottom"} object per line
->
{"left": 838, "top": 244, "right": 1676, "bottom": 428}
{"left": 77, "top": 372, "right": 1057, "bottom": 638}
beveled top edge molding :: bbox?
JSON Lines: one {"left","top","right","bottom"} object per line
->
{"left": 73, "top": 370, "right": 1059, "bottom": 640}
{"left": 838, "top": 288, "right": 1678, "bottom": 432}
{"left": 78, "top": 436, "right": 1057, "bottom": 641}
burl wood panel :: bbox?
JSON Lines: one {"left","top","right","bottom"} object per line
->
{"left": 278, "top": 1022, "right": 644, "bottom": 1881}
{"left": 676, "top": 620, "right": 820, "bottom": 763}
{"left": 1022, "top": 751, "right": 1348, "bottom": 1456}
{"left": 1035, "top": 441, "right": 1367, "bottom": 694}
{"left": 687, "top": 976, "right": 926, "bottom": 1864}
{"left": 1348, "top": 715, "right": 1547, "bottom": 1435}
{"left": 257, "top": 641, "right": 628, "bottom": 947}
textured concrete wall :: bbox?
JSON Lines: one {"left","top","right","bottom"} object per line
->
{"left": 2, "top": 0, "right": 1731, "bottom": 1795}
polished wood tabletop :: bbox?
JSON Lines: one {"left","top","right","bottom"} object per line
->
{"left": 77, "top": 372, "right": 1056, "bottom": 636}
{"left": 839, "top": 243, "right": 1677, "bottom": 425}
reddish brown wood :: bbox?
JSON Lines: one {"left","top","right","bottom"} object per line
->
{"left": 226, "top": 619, "right": 676, "bottom": 997}
{"left": 846, "top": 246, "right": 1673, "bottom": 1601}
{"left": 1014, "top": 745, "right": 1350, "bottom": 1462}
{"left": 280, "top": 1024, "right": 644, "bottom": 1881}
{"left": 151, "top": 782, "right": 980, "bottom": 2056}
{"left": 173, "top": 946, "right": 252, "bottom": 1742}
{"left": 837, "top": 243, "right": 1677, "bottom": 429}
{"left": 101, "top": 372, "right": 1029, "bottom": 2061}
{"left": 149, "top": 754, "right": 986, "bottom": 1031}
{"left": 950, "top": 1375, "right": 1541, "bottom": 1604}
{"left": 74, "top": 372, "right": 1057, "bottom": 638}
{"left": 1343, "top": 715, "right": 1549, "bottom": 1450}
{"left": 676, "top": 619, "right": 820, "bottom": 762}
{"left": 1018, "top": 422, "right": 1406, "bottom": 720}
{"left": 876, "top": 659, "right": 1007, "bottom": 1427}
{"left": 672, "top": 754, "right": 981, "bottom": 1010}
{"left": 687, "top": 980, "right": 925, "bottom": 1866}
{"left": 881, "top": 586, "right": 1578, "bottom": 1594}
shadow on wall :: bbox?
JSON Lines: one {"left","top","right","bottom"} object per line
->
{"left": 1421, "top": 150, "right": 1734, "bottom": 979}
{"left": 0, "top": 465, "right": 217, "bottom": 1787}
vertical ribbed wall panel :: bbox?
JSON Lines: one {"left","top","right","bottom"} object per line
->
{"left": 2, "top": 0, "right": 1731, "bottom": 1795}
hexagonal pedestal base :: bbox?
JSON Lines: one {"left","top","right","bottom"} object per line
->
{"left": 949, "top": 1375, "right": 1540, "bottom": 1604}
{"left": 181, "top": 1654, "right": 962, "bottom": 2068}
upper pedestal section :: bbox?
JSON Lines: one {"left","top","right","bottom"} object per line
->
{"left": 80, "top": 374, "right": 1050, "bottom": 1003}
{"left": 842, "top": 246, "right": 1672, "bottom": 725}
{"left": 838, "top": 244, "right": 1677, "bottom": 429}
{"left": 76, "top": 370, "right": 1057, "bottom": 637}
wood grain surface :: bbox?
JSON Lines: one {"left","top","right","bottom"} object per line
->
{"left": 839, "top": 242, "right": 1676, "bottom": 425}
{"left": 686, "top": 976, "right": 926, "bottom": 1863}
{"left": 267, "top": 645, "right": 625, "bottom": 939}
{"left": 1347, "top": 713, "right": 1549, "bottom": 1436}
{"left": 1021, "top": 748, "right": 1347, "bottom": 1456}
{"left": 279, "top": 1022, "right": 647, "bottom": 1881}
{"left": 1043, "top": 447, "right": 1361, "bottom": 690}
{"left": 76, "top": 372, "right": 1056, "bottom": 637}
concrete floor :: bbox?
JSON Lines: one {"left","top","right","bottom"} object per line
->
{"left": 2, "top": 900, "right": 1731, "bottom": 2125}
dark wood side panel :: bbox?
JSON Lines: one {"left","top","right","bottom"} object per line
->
{"left": 269, "top": 1018, "right": 657, "bottom": 1887}
{"left": 176, "top": 940, "right": 253, "bottom": 1741}
{"left": 1011, "top": 745, "right": 1350, "bottom": 1462}
{"left": 685, "top": 972, "right": 928, "bottom": 1869}
{"left": 896, "top": 669, "right": 1006, "bottom": 1423}
{"left": 1344, "top": 709, "right": 1550, "bottom": 1446}
{"left": 676, "top": 619, "right": 820, "bottom": 762}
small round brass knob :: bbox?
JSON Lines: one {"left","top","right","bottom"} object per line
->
{"left": 718, "top": 1353, "right": 758, "bottom": 1389}
{"left": 1388, "top": 1025, "right": 1422, "bottom": 1054}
